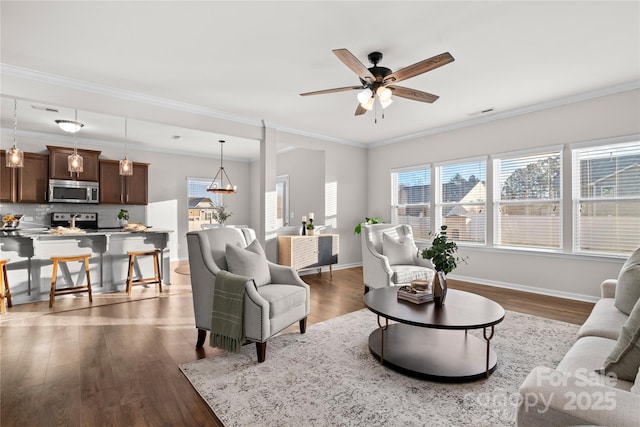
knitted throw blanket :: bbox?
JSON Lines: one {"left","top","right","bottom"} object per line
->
{"left": 210, "top": 270, "right": 248, "bottom": 353}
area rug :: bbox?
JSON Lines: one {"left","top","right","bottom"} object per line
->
{"left": 179, "top": 309, "right": 579, "bottom": 427}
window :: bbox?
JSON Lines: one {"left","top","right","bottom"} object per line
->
{"left": 494, "top": 149, "right": 562, "bottom": 249}
{"left": 187, "top": 177, "right": 221, "bottom": 231}
{"left": 437, "top": 159, "right": 487, "bottom": 244}
{"left": 573, "top": 140, "right": 640, "bottom": 255}
{"left": 391, "top": 166, "right": 431, "bottom": 240}
{"left": 276, "top": 175, "right": 289, "bottom": 227}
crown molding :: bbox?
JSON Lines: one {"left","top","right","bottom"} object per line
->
{"left": 370, "top": 80, "right": 640, "bottom": 148}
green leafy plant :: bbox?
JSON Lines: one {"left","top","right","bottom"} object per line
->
{"left": 420, "top": 225, "right": 467, "bottom": 275}
{"left": 354, "top": 217, "right": 382, "bottom": 234}
{"left": 117, "top": 209, "right": 129, "bottom": 221}
{"left": 212, "top": 204, "right": 232, "bottom": 224}
{"left": 306, "top": 221, "right": 315, "bottom": 231}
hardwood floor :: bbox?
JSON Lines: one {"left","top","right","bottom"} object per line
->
{"left": 0, "top": 263, "right": 593, "bottom": 426}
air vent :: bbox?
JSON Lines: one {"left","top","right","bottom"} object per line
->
{"left": 31, "top": 104, "right": 59, "bottom": 113}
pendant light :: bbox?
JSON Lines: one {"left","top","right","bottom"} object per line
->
{"left": 67, "top": 109, "right": 84, "bottom": 173}
{"left": 207, "top": 140, "right": 237, "bottom": 194}
{"left": 119, "top": 118, "right": 133, "bottom": 176}
{"left": 6, "top": 99, "right": 24, "bottom": 168}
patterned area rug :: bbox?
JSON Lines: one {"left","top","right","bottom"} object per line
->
{"left": 179, "top": 309, "right": 579, "bottom": 427}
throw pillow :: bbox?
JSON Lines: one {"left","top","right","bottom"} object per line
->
{"left": 382, "top": 231, "right": 415, "bottom": 265}
{"left": 599, "top": 297, "right": 640, "bottom": 382}
{"left": 615, "top": 246, "right": 640, "bottom": 315}
{"left": 225, "top": 239, "right": 271, "bottom": 287}
{"left": 631, "top": 367, "right": 640, "bottom": 395}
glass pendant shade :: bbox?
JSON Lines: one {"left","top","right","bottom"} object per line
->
{"left": 376, "top": 86, "right": 392, "bottom": 102}
{"left": 68, "top": 151, "right": 84, "bottom": 173}
{"left": 119, "top": 158, "right": 133, "bottom": 176}
{"left": 119, "top": 118, "right": 133, "bottom": 176}
{"left": 7, "top": 98, "right": 24, "bottom": 168}
{"left": 380, "top": 98, "right": 394, "bottom": 109}
{"left": 6, "top": 146, "right": 24, "bottom": 168}
{"left": 207, "top": 140, "right": 237, "bottom": 194}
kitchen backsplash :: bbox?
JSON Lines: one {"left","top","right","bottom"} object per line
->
{"left": 0, "top": 203, "right": 146, "bottom": 229}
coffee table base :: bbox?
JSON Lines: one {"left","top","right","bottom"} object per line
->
{"left": 368, "top": 324, "right": 498, "bottom": 382}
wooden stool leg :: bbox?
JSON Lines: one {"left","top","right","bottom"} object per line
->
{"left": 84, "top": 256, "right": 93, "bottom": 303}
{"left": 0, "top": 263, "right": 6, "bottom": 314}
{"left": 154, "top": 251, "right": 162, "bottom": 293}
{"left": 127, "top": 254, "right": 135, "bottom": 296}
{"left": 3, "top": 264, "right": 11, "bottom": 309}
{"left": 50, "top": 259, "right": 59, "bottom": 307}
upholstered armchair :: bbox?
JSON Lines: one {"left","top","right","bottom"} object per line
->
{"left": 186, "top": 227, "right": 310, "bottom": 362}
{"left": 361, "top": 223, "right": 435, "bottom": 293}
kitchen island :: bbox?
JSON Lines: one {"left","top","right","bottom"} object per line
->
{"left": 0, "top": 228, "right": 172, "bottom": 305}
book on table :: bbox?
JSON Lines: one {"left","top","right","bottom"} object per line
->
{"left": 397, "top": 285, "right": 433, "bottom": 304}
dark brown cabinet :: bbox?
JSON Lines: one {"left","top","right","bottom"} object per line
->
{"left": 99, "top": 160, "right": 148, "bottom": 205}
{"left": 47, "top": 145, "right": 101, "bottom": 182}
{"left": 0, "top": 151, "right": 49, "bottom": 203}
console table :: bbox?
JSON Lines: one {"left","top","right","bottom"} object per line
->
{"left": 277, "top": 234, "right": 339, "bottom": 275}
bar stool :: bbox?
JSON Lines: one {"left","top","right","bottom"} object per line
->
{"left": 0, "top": 259, "right": 12, "bottom": 314}
{"left": 49, "top": 254, "right": 93, "bottom": 307}
{"left": 126, "top": 250, "right": 162, "bottom": 296}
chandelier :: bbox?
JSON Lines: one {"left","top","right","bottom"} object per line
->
{"left": 207, "top": 140, "right": 237, "bottom": 194}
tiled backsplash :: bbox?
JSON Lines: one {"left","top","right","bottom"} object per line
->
{"left": 0, "top": 203, "right": 146, "bottom": 229}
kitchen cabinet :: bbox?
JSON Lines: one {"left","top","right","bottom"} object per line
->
{"left": 0, "top": 151, "right": 49, "bottom": 203}
{"left": 278, "top": 234, "right": 339, "bottom": 275}
{"left": 47, "top": 145, "right": 101, "bottom": 182}
{"left": 99, "top": 160, "right": 148, "bottom": 205}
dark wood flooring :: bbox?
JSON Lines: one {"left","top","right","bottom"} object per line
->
{"left": 0, "top": 264, "right": 593, "bottom": 426}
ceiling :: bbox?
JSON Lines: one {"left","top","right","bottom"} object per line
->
{"left": 1, "top": 1, "right": 639, "bottom": 160}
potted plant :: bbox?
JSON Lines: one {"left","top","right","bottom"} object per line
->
{"left": 212, "top": 204, "right": 232, "bottom": 225}
{"left": 354, "top": 217, "right": 382, "bottom": 234}
{"left": 117, "top": 209, "right": 129, "bottom": 227}
{"left": 419, "top": 225, "right": 467, "bottom": 306}
{"left": 306, "top": 218, "right": 315, "bottom": 236}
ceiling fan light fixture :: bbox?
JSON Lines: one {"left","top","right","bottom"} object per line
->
{"left": 357, "top": 89, "right": 372, "bottom": 104}
{"left": 380, "top": 98, "right": 394, "bottom": 109}
{"left": 360, "top": 97, "right": 375, "bottom": 111}
{"left": 376, "top": 86, "right": 392, "bottom": 102}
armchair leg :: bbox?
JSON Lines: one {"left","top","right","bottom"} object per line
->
{"left": 299, "top": 317, "right": 307, "bottom": 334}
{"left": 364, "top": 286, "right": 370, "bottom": 295}
{"left": 256, "top": 342, "right": 267, "bottom": 363}
{"left": 196, "top": 329, "right": 207, "bottom": 348}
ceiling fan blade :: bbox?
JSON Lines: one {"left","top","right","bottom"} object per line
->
{"left": 389, "top": 86, "right": 440, "bottom": 103}
{"left": 383, "top": 52, "right": 454, "bottom": 85}
{"left": 300, "top": 86, "right": 363, "bottom": 96}
{"left": 355, "top": 103, "right": 368, "bottom": 116}
{"left": 333, "top": 48, "right": 375, "bottom": 82}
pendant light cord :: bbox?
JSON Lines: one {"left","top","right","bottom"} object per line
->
{"left": 13, "top": 99, "right": 18, "bottom": 147}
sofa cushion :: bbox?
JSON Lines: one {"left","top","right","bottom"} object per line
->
{"left": 382, "top": 231, "right": 415, "bottom": 265}
{"left": 577, "top": 298, "right": 628, "bottom": 340}
{"left": 615, "top": 246, "right": 640, "bottom": 315}
{"left": 225, "top": 239, "right": 271, "bottom": 287}
{"left": 257, "top": 284, "right": 307, "bottom": 319}
{"left": 391, "top": 265, "right": 435, "bottom": 285}
{"left": 556, "top": 336, "right": 634, "bottom": 392}
{"left": 599, "top": 297, "right": 640, "bottom": 382}
{"left": 631, "top": 367, "right": 640, "bottom": 395}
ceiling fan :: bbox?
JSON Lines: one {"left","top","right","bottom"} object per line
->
{"left": 300, "top": 49, "right": 454, "bottom": 116}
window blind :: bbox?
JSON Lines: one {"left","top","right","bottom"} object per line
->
{"left": 391, "top": 167, "right": 431, "bottom": 240}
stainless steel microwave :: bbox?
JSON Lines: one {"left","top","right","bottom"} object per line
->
{"left": 48, "top": 179, "right": 99, "bottom": 204}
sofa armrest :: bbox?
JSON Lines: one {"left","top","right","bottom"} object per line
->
{"left": 361, "top": 241, "right": 393, "bottom": 289}
{"left": 268, "top": 261, "right": 308, "bottom": 288}
{"left": 600, "top": 279, "right": 617, "bottom": 299}
{"left": 517, "top": 366, "right": 640, "bottom": 427}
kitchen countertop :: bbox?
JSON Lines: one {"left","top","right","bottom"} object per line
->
{"left": 0, "top": 228, "right": 173, "bottom": 238}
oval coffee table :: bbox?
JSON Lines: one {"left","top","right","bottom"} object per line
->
{"left": 364, "top": 287, "right": 505, "bottom": 382}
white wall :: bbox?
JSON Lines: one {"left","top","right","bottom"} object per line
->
{"left": 367, "top": 89, "right": 640, "bottom": 300}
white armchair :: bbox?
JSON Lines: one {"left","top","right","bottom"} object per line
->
{"left": 187, "top": 227, "right": 310, "bottom": 362}
{"left": 361, "top": 223, "right": 435, "bottom": 293}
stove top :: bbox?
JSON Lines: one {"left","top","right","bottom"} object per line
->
{"left": 51, "top": 212, "right": 99, "bottom": 229}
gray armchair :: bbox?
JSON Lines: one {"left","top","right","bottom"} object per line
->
{"left": 186, "top": 227, "right": 310, "bottom": 362}
{"left": 361, "top": 223, "right": 435, "bottom": 292}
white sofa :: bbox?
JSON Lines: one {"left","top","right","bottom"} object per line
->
{"left": 517, "top": 249, "right": 640, "bottom": 426}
